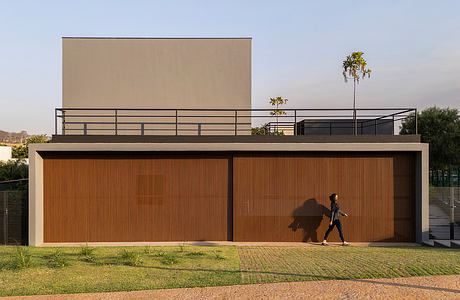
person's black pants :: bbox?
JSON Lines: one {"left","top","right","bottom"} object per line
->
{"left": 323, "top": 219, "right": 345, "bottom": 242}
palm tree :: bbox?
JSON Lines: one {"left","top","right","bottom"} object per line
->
{"left": 269, "top": 96, "right": 288, "bottom": 133}
{"left": 342, "top": 52, "right": 372, "bottom": 135}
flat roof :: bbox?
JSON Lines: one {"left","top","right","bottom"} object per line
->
{"left": 62, "top": 37, "right": 252, "bottom": 39}
{"left": 51, "top": 135, "right": 421, "bottom": 144}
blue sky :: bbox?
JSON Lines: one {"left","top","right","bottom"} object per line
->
{"left": 1, "top": 1, "right": 459, "bottom": 134}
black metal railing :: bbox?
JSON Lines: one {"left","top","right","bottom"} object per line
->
{"left": 54, "top": 108, "right": 418, "bottom": 136}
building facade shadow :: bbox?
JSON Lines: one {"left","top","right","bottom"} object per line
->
{"left": 288, "top": 198, "right": 330, "bottom": 242}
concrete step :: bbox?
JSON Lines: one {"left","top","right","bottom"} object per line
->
{"left": 422, "top": 240, "right": 434, "bottom": 247}
{"left": 433, "top": 240, "right": 451, "bottom": 248}
{"left": 450, "top": 240, "right": 460, "bottom": 249}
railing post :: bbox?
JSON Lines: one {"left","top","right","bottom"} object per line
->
{"left": 415, "top": 108, "right": 418, "bottom": 135}
{"left": 393, "top": 115, "right": 395, "bottom": 135}
{"left": 198, "top": 124, "right": 201, "bottom": 136}
{"left": 62, "top": 110, "right": 66, "bottom": 136}
{"left": 234, "top": 110, "right": 238, "bottom": 136}
{"left": 141, "top": 123, "right": 144, "bottom": 136}
{"left": 458, "top": 166, "right": 460, "bottom": 188}
{"left": 115, "top": 109, "right": 118, "bottom": 135}
{"left": 374, "top": 120, "right": 377, "bottom": 135}
{"left": 55, "top": 109, "right": 57, "bottom": 135}
{"left": 353, "top": 109, "right": 358, "bottom": 135}
{"left": 294, "top": 110, "right": 297, "bottom": 135}
{"left": 449, "top": 169, "right": 455, "bottom": 240}
{"left": 175, "top": 110, "right": 178, "bottom": 136}
{"left": 4, "top": 192, "right": 8, "bottom": 245}
{"left": 83, "top": 123, "right": 87, "bottom": 135}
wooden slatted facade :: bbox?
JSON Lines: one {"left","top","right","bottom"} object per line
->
{"left": 42, "top": 151, "right": 415, "bottom": 243}
{"left": 43, "top": 152, "right": 231, "bottom": 242}
{"left": 232, "top": 152, "right": 415, "bottom": 242}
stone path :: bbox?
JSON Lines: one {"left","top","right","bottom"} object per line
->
{"left": 5, "top": 275, "right": 460, "bottom": 299}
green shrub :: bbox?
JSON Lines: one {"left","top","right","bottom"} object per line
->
{"left": 14, "top": 247, "right": 32, "bottom": 269}
{"left": 79, "top": 244, "right": 96, "bottom": 262}
{"left": 251, "top": 124, "right": 285, "bottom": 136}
{"left": 119, "top": 249, "right": 131, "bottom": 260}
{"left": 48, "top": 248, "right": 70, "bottom": 268}
{"left": 11, "top": 145, "right": 27, "bottom": 159}
{"left": 119, "top": 249, "right": 143, "bottom": 266}
{"left": 80, "top": 243, "right": 95, "bottom": 256}
{"left": 212, "top": 250, "right": 225, "bottom": 260}
{"left": 151, "top": 250, "right": 166, "bottom": 257}
{"left": 185, "top": 251, "right": 205, "bottom": 257}
{"left": 143, "top": 245, "right": 152, "bottom": 254}
{"left": 160, "top": 254, "right": 178, "bottom": 265}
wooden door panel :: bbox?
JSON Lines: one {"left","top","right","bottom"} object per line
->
{"left": 43, "top": 153, "right": 230, "bottom": 242}
{"left": 233, "top": 153, "right": 415, "bottom": 242}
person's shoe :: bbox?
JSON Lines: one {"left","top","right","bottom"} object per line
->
{"left": 342, "top": 242, "right": 350, "bottom": 246}
{"left": 321, "top": 241, "right": 329, "bottom": 246}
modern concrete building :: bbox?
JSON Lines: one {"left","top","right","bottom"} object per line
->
{"left": 61, "top": 37, "right": 252, "bottom": 135}
{"left": 28, "top": 37, "right": 429, "bottom": 246}
{"left": 0, "top": 146, "right": 12, "bottom": 162}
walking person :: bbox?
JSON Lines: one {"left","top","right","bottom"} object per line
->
{"left": 322, "top": 193, "right": 350, "bottom": 246}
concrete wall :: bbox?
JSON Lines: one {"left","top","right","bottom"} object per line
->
{"left": 29, "top": 142, "right": 429, "bottom": 246}
{"left": 62, "top": 38, "right": 251, "bottom": 135}
{"left": 62, "top": 38, "right": 251, "bottom": 109}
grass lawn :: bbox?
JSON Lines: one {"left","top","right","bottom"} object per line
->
{"left": 238, "top": 246, "right": 460, "bottom": 284}
{"left": 0, "top": 245, "right": 459, "bottom": 296}
{"left": 0, "top": 245, "right": 241, "bottom": 296}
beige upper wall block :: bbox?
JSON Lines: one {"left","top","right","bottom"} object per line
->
{"left": 62, "top": 38, "right": 251, "bottom": 109}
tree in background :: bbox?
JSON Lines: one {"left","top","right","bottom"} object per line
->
{"left": 342, "top": 52, "right": 372, "bottom": 135}
{"left": 251, "top": 123, "right": 285, "bottom": 135}
{"left": 0, "top": 160, "right": 28, "bottom": 181}
{"left": 400, "top": 106, "right": 460, "bottom": 169}
{"left": 269, "top": 96, "right": 288, "bottom": 133}
{"left": 12, "top": 135, "right": 50, "bottom": 159}
{"left": 11, "top": 145, "right": 27, "bottom": 159}
{"left": 251, "top": 124, "right": 269, "bottom": 135}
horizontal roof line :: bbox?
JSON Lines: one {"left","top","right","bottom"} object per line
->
{"left": 62, "top": 37, "right": 252, "bottom": 39}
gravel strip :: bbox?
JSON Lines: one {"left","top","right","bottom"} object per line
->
{"left": 4, "top": 275, "right": 459, "bottom": 300}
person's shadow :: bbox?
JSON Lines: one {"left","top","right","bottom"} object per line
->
{"left": 288, "top": 198, "right": 330, "bottom": 242}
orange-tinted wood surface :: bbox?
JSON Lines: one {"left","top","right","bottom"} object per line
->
{"left": 43, "top": 151, "right": 415, "bottom": 243}
{"left": 233, "top": 152, "right": 415, "bottom": 242}
{"left": 43, "top": 153, "right": 231, "bottom": 242}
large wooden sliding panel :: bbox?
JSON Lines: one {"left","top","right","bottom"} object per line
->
{"left": 43, "top": 152, "right": 231, "bottom": 242}
{"left": 233, "top": 153, "right": 415, "bottom": 242}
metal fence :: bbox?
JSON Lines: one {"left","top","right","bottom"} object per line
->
{"left": 429, "top": 187, "right": 460, "bottom": 240}
{"left": 430, "top": 167, "right": 460, "bottom": 187}
{"left": 55, "top": 108, "right": 417, "bottom": 136}
{"left": 0, "top": 191, "right": 28, "bottom": 245}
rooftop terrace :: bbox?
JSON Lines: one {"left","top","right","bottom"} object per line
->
{"left": 52, "top": 107, "right": 420, "bottom": 143}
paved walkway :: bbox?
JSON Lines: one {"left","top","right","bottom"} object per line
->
{"left": 40, "top": 241, "right": 419, "bottom": 247}
{"left": 5, "top": 275, "right": 460, "bottom": 300}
